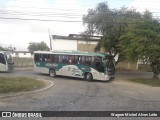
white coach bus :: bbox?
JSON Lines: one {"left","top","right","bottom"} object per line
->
{"left": 0, "top": 51, "right": 14, "bottom": 72}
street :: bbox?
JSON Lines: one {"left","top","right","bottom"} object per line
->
{"left": 0, "top": 70, "right": 160, "bottom": 120}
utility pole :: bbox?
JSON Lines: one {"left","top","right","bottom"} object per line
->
{"left": 48, "top": 29, "right": 52, "bottom": 50}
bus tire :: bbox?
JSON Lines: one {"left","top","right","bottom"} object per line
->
{"left": 85, "top": 73, "right": 93, "bottom": 82}
{"left": 49, "top": 69, "right": 56, "bottom": 78}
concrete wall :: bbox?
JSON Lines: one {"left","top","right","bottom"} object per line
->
{"left": 52, "top": 39, "right": 98, "bottom": 52}
{"left": 116, "top": 61, "right": 138, "bottom": 70}
{"left": 77, "top": 44, "right": 97, "bottom": 52}
{"left": 52, "top": 39, "right": 77, "bottom": 50}
{"left": 12, "top": 52, "right": 32, "bottom": 58}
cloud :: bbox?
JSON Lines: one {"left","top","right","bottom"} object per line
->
{"left": 0, "top": 0, "right": 88, "bottom": 50}
{"left": 129, "top": 0, "right": 160, "bottom": 17}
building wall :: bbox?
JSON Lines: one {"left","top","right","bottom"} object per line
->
{"left": 52, "top": 39, "right": 98, "bottom": 52}
{"left": 77, "top": 44, "right": 97, "bottom": 52}
{"left": 77, "top": 41, "right": 97, "bottom": 52}
{"left": 12, "top": 53, "right": 32, "bottom": 58}
{"left": 77, "top": 41, "right": 97, "bottom": 45}
{"left": 52, "top": 39, "right": 77, "bottom": 51}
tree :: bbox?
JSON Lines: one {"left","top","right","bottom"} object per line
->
{"left": 119, "top": 12, "right": 160, "bottom": 79}
{"left": 83, "top": 2, "right": 142, "bottom": 65}
{"left": 0, "top": 45, "right": 6, "bottom": 51}
{"left": 28, "top": 41, "right": 49, "bottom": 53}
{"left": 83, "top": 2, "right": 160, "bottom": 79}
{"left": 6, "top": 45, "right": 16, "bottom": 51}
{"left": 0, "top": 45, "right": 16, "bottom": 51}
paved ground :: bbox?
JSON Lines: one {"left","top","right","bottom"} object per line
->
{"left": 0, "top": 69, "right": 160, "bottom": 120}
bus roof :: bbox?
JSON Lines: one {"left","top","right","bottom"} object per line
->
{"left": 34, "top": 51, "right": 111, "bottom": 58}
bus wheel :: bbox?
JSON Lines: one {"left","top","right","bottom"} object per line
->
{"left": 85, "top": 73, "right": 92, "bottom": 81}
{"left": 49, "top": 69, "right": 56, "bottom": 78}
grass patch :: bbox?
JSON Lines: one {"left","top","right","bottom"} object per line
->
{"left": 0, "top": 77, "right": 45, "bottom": 93}
{"left": 127, "top": 78, "right": 160, "bottom": 87}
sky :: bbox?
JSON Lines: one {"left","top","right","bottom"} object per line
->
{"left": 0, "top": 0, "right": 160, "bottom": 51}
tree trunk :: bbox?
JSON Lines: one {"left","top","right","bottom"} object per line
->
{"left": 153, "top": 73, "right": 159, "bottom": 79}
{"left": 150, "top": 64, "right": 159, "bottom": 79}
{"left": 115, "top": 54, "right": 124, "bottom": 66}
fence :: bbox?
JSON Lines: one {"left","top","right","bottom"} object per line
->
{"left": 116, "top": 61, "right": 152, "bottom": 71}
{"left": 13, "top": 58, "right": 33, "bottom": 67}
{"left": 116, "top": 61, "right": 138, "bottom": 70}
{"left": 13, "top": 58, "right": 152, "bottom": 71}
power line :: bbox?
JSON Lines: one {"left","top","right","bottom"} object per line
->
{"left": 0, "top": 10, "right": 85, "bottom": 16}
{"left": 0, "top": 16, "right": 83, "bottom": 22}
{"left": 1, "top": 5, "right": 160, "bottom": 12}
{"left": 0, "top": 5, "right": 89, "bottom": 12}
{"left": 0, "top": 16, "right": 159, "bottom": 24}
{"left": 0, "top": 11, "right": 159, "bottom": 20}
{"left": 0, "top": 9, "right": 159, "bottom": 19}
{"left": 0, "top": 12, "right": 83, "bottom": 19}
{"left": 0, "top": 1, "right": 95, "bottom": 7}
{"left": 0, "top": 9, "right": 86, "bottom": 16}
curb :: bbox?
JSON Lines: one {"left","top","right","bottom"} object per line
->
{"left": 0, "top": 79, "right": 54, "bottom": 98}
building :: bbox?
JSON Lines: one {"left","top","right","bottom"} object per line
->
{"left": 52, "top": 34, "right": 101, "bottom": 52}
{"left": 11, "top": 51, "right": 33, "bottom": 58}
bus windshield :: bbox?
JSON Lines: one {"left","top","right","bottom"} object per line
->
{"left": 103, "top": 55, "right": 115, "bottom": 75}
{"left": 4, "top": 53, "right": 14, "bottom": 64}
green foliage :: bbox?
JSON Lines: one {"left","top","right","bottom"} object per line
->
{"left": 119, "top": 17, "right": 160, "bottom": 78}
{"left": 0, "top": 77, "right": 45, "bottom": 93}
{"left": 83, "top": 2, "right": 160, "bottom": 78}
{"left": 127, "top": 78, "right": 160, "bottom": 87}
{"left": 0, "top": 45, "right": 6, "bottom": 51}
{"left": 0, "top": 45, "right": 16, "bottom": 51}
{"left": 27, "top": 41, "right": 49, "bottom": 53}
{"left": 83, "top": 2, "right": 141, "bottom": 63}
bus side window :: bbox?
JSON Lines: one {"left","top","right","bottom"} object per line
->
{"left": 44, "top": 54, "right": 51, "bottom": 62}
{"left": 59, "top": 55, "right": 63, "bottom": 63}
{"left": 77, "top": 56, "right": 82, "bottom": 64}
{"left": 0, "top": 54, "right": 6, "bottom": 64}
{"left": 34, "top": 54, "right": 40, "bottom": 62}
{"left": 62, "top": 55, "right": 65, "bottom": 63}
{"left": 47, "top": 54, "right": 51, "bottom": 62}
{"left": 81, "top": 56, "right": 85, "bottom": 65}
{"left": 85, "top": 56, "right": 91, "bottom": 65}
{"left": 62, "top": 55, "right": 69, "bottom": 64}
{"left": 55, "top": 55, "right": 59, "bottom": 63}
{"left": 39, "top": 54, "right": 42, "bottom": 61}
{"left": 50, "top": 54, "right": 55, "bottom": 63}
{"left": 88, "top": 56, "right": 92, "bottom": 65}
{"left": 69, "top": 55, "right": 73, "bottom": 64}
{"left": 72, "top": 55, "right": 77, "bottom": 64}
{"left": 41, "top": 54, "right": 47, "bottom": 61}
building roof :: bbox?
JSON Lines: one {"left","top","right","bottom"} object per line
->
{"left": 52, "top": 34, "right": 102, "bottom": 42}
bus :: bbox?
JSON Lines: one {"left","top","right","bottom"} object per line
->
{"left": 33, "top": 51, "right": 115, "bottom": 81}
{"left": 0, "top": 51, "right": 14, "bottom": 72}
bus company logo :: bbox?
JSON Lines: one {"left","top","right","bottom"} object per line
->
{"left": 46, "top": 63, "right": 58, "bottom": 67}
{"left": 2, "top": 112, "right": 11, "bottom": 117}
